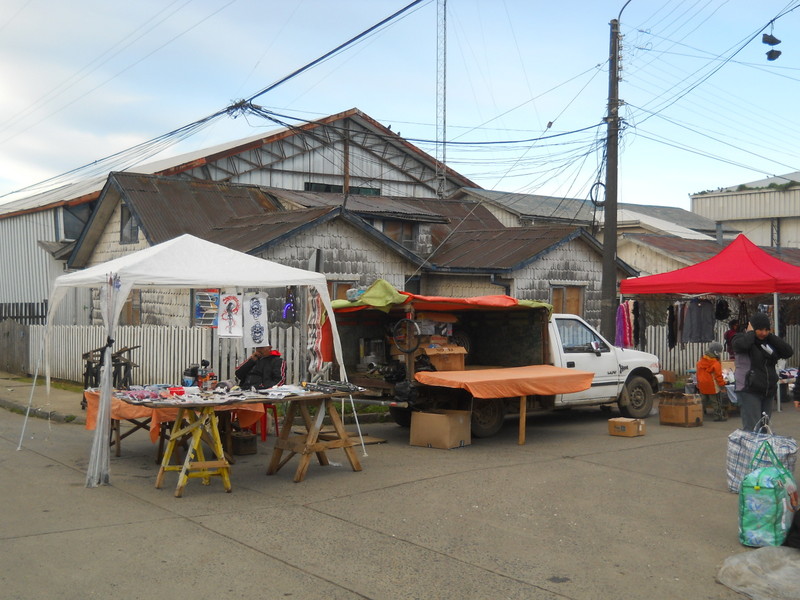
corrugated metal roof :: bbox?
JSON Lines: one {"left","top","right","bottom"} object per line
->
{"left": 112, "top": 172, "right": 283, "bottom": 245}
{"left": 459, "top": 188, "right": 596, "bottom": 224}
{"left": 261, "top": 188, "right": 447, "bottom": 222}
{"left": 622, "top": 233, "right": 725, "bottom": 265}
{"left": 1, "top": 108, "right": 479, "bottom": 217}
{"left": 618, "top": 203, "right": 738, "bottom": 235}
{"left": 429, "top": 226, "right": 585, "bottom": 270}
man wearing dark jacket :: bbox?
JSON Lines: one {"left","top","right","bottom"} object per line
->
{"left": 732, "top": 312, "right": 793, "bottom": 431}
{"left": 235, "top": 346, "right": 286, "bottom": 390}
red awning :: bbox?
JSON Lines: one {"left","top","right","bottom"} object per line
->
{"left": 620, "top": 234, "right": 800, "bottom": 295}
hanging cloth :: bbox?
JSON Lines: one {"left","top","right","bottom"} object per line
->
{"left": 682, "top": 298, "right": 715, "bottom": 343}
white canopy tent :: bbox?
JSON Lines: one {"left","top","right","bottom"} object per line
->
{"left": 37, "top": 234, "right": 350, "bottom": 486}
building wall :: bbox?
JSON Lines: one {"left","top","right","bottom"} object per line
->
{"left": 617, "top": 240, "right": 689, "bottom": 276}
{"left": 0, "top": 210, "right": 57, "bottom": 303}
{"left": 255, "top": 219, "right": 413, "bottom": 291}
{"left": 513, "top": 239, "right": 604, "bottom": 326}
{"left": 691, "top": 189, "right": 800, "bottom": 248}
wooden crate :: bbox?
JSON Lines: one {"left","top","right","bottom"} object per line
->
{"left": 658, "top": 392, "right": 704, "bottom": 427}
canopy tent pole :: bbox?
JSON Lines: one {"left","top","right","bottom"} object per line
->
{"left": 775, "top": 291, "right": 782, "bottom": 413}
{"left": 16, "top": 343, "right": 44, "bottom": 451}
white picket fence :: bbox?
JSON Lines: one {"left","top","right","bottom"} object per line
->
{"left": 26, "top": 321, "right": 800, "bottom": 388}
{"left": 29, "top": 323, "right": 307, "bottom": 386}
{"left": 640, "top": 322, "right": 800, "bottom": 378}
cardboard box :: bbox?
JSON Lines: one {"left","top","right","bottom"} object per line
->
{"left": 422, "top": 344, "right": 467, "bottom": 371}
{"left": 608, "top": 417, "right": 646, "bottom": 437}
{"left": 658, "top": 392, "right": 704, "bottom": 427}
{"left": 410, "top": 410, "right": 471, "bottom": 449}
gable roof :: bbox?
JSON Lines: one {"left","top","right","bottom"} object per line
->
{"left": 1, "top": 108, "right": 479, "bottom": 218}
{"left": 618, "top": 203, "right": 738, "bottom": 237}
{"left": 457, "top": 188, "right": 596, "bottom": 224}
{"left": 428, "top": 225, "right": 637, "bottom": 275}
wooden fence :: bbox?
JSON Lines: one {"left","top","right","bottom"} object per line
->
{"left": 27, "top": 323, "right": 307, "bottom": 386}
{"left": 8, "top": 321, "right": 799, "bottom": 387}
{"left": 0, "top": 301, "right": 47, "bottom": 325}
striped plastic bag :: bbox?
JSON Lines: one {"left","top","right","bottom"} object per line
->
{"left": 739, "top": 441, "right": 799, "bottom": 547}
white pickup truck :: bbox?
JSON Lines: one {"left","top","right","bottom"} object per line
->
{"left": 334, "top": 291, "right": 663, "bottom": 438}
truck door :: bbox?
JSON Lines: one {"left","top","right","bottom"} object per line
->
{"left": 552, "top": 316, "right": 622, "bottom": 404}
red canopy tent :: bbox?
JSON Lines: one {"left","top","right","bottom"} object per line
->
{"left": 620, "top": 234, "right": 800, "bottom": 295}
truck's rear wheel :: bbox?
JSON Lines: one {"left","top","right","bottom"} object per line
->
{"left": 618, "top": 376, "right": 653, "bottom": 418}
{"left": 470, "top": 399, "right": 505, "bottom": 438}
{"left": 389, "top": 406, "right": 412, "bottom": 427}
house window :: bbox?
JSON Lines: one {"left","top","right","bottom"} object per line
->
{"left": 550, "top": 285, "right": 584, "bottom": 317}
{"left": 383, "top": 220, "right": 415, "bottom": 249}
{"left": 304, "top": 182, "right": 380, "bottom": 196}
{"left": 329, "top": 281, "right": 357, "bottom": 301}
{"left": 120, "top": 205, "right": 139, "bottom": 244}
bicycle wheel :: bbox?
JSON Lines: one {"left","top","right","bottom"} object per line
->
{"left": 392, "top": 318, "right": 421, "bottom": 353}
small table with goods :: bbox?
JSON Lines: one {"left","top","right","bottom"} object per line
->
{"left": 84, "top": 387, "right": 264, "bottom": 463}
{"left": 266, "top": 387, "right": 363, "bottom": 482}
{"left": 116, "top": 390, "right": 271, "bottom": 497}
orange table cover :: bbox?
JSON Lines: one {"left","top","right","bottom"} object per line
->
{"left": 83, "top": 391, "right": 264, "bottom": 443}
{"left": 414, "top": 364, "right": 594, "bottom": 398}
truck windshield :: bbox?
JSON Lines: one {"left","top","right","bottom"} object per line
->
{"left": 556, "top": 318, "right": 609, "bottom": 354}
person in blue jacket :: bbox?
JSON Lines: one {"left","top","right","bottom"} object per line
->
{"left": 732, "top": 312, "right": 793, "bottom": 431}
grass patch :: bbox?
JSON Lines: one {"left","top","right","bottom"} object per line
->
{"left": 7, "top": 376, "right": 84, "bottom": 394}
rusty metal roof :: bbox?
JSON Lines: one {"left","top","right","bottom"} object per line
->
{"left": 111, "top": 172, "right": 283, "bottom": 245}
{"left": 429, "top": 226, "right": 590, "bottom": 270}
{"left": 260, "top": 188, "right": 447, "bottom": 222}
{"left": 622, "top": 234, "right": 725, "bottom": 265}
{"left": 458, "top": 188, "right": 596, "bottom": 224}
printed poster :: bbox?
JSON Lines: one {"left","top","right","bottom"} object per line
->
{"left": 243, "top": 293, "right": 269, "bottom": 348}
{"left": 217, "top": 293, "right": 243, "bottom": 338}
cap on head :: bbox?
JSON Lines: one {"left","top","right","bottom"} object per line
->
{"left": 750, "top": 312, "right": 771, "bottom": 331}
{"left": 707, "top": 342, "right": 723, "bottom": 358}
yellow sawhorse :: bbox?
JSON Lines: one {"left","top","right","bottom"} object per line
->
{"left": 155, "top": 405, "right": 231, "bottom": 497}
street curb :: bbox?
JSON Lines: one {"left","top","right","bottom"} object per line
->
{"left": 0, "top": 396, "right": 86, "bottom": 425}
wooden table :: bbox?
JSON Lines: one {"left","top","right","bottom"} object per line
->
{"left": 267, "top": 392, "right": 362, "bottom": 482}
{"left": 84, "top": 390, "right": 263, "bottom": 462}
{"left": 415, "top": 365, "right": 595, "bottom": 445}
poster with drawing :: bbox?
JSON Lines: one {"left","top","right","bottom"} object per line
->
{"left": 217, "top": 293, "right": 243, "bottom": 337}
{"left": 243, "top": 293, "right": 269, "bottom": 348}
{"left": 193, "top": 289, "right": 220, "bottom": 326}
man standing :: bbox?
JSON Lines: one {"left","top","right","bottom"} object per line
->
{"left": 732, "top": 312, "right": 793, "bottom": 431}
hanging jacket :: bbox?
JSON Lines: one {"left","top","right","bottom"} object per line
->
{"left": 732, "top": 331, "right": 793, "bottom": 396}
{"left": 696, "top": 353, "right": 725, "bottom": 394}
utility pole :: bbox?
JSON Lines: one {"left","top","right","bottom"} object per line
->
{"left": 435, "top": 0, "right": 447, "bottom": 199}
{"left": 600, "top": 1, "right": 630, "bottom": 342}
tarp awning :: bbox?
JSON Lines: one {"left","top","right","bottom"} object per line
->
{"left": 333, "top": 278, "right": 552, "bottom": 314}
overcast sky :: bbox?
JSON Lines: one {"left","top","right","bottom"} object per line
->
{"left": 1, "top": 0, "right": 799, "bottom": 210}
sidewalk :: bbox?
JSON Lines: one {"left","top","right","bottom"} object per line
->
{"left": 0, "top": 370, "right": 86, "bottom": 424}
{"left": 7, "top": 389, "right": 792, "bottom": 599}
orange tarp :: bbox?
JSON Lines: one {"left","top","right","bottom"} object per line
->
{"left": 414, "top": 364, "right": 594, "bottom": 398}
{"left": 83, "top": 391, "right": 264, "bottom": 443}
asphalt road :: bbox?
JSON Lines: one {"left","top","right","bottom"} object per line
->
{"left": 3, "top": 390, "right": 798, "bottom": 599}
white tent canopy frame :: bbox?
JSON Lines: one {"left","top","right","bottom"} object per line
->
{"left": 33, "top": 234, "right": 356, "bottom": 487}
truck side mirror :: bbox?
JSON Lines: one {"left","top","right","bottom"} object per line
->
{"left": 591, "top": 341, "right": 602, "bottom": 356}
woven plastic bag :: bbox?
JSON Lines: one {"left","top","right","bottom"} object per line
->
{"left": 726, "top": 415, "right": 797, "bottom": 493}
{"left": 739, "top": 441, "right": 799, "bottom": 547}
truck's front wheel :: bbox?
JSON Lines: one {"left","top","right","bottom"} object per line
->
{"left": 470, "top": 399, "right": 505, "bottom": 438}
{"left": 618, "top": 376, "right": 653, "bottom": 418}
